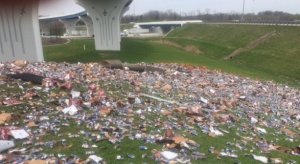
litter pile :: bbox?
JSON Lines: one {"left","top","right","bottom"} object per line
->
{"left": 0, "top": 61, "right": 299, "bottom": 163}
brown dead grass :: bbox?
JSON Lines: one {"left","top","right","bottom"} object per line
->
{"left": 42, "top": 38, "right": 69, "bottom": 46}
{"left": 152, "top": 40, "right": 203, "bottom": 55}
{"left": 184, "top": 45, "right": 203, "bottom": 55}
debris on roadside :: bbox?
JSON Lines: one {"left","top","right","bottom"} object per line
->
{"left": 0, "top": 61, "right": 299, "bottom": 163}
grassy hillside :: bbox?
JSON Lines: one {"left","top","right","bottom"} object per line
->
{"left": 166, "top": 24, "right": 300, "bottom": 86}
{"left": 44, "top": 24, "right": 300, "bottom": 87}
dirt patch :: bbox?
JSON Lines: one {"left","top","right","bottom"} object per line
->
{"left": 152, "top": 40, "right": 182, "bottom": 48}
{"left": 42, "top": 38, "right": 69, "bottom": 46}
{"left": 224, "top": 31, "right": 277, "bottom": 60}
{"left": 152, "top": 40, "right": 202, "bottom": 55}
{"left": 184, "top": 45, "right": 203, "bottom": 55}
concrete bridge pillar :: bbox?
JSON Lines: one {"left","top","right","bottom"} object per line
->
{"left": 79, "top": 15, "right": 94, "bottom": 37}
{"left": 60, "top": 18, "right": 79, "bottom": 36}
{"left": 0, "top": 0, "right": 43, "bottom": 62}
{"left": 76, "top": 0, "right": 132, "bottom": 51}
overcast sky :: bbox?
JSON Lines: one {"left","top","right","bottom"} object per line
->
{"left": 39, "top": 0, "right": 300, "bottom": 17}
{"left": 128, "top": 0, "right": 300, "bottom": 15}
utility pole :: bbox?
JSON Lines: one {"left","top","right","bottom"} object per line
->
{"left": 241, "top": 0, "right": 245, "bottom": 22}
{"left": 133, "top": 0, "right": 136, "bottom": 16}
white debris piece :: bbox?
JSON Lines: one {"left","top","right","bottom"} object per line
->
{"left": 88, "top": 155, "right": 103, "bottom": 163}
{"left": 63, "top": 105, "right": 78, "bottom": 116}
{"left": 64, "top": 73, "right": 71, "bottom": 80}
{"left": 135, "top": 133, "right": 142, "bottom": 139}
{"left": 10, "top": 129, "right": 29, "bottom": 139}
{"left": 296, "top": 114, "right": 300, "bottom": 120}
{"left": 71, "top": 90, "right": 81, "bottom": 98}
{"left": 83, "top": 102, "right": 91, "bottom": 108}
{"left": 161, "top": 151, "right": 178, "bottom": 160}
{"left": 91, "top": 145, "right": 98, "bottom": 148}
{"left": 116, "top": 155, "right": 123, "bottom": 160}
{"left": 200, "top": 97, "right": 208, "bottom": 104}
{"left": 135, "top": 109, "right": 142, "bottom": 114}
{"left": 209, "top": 127, "right": 224, "bottom": 136}
{"left": 271, "top": 158, "right": 283, "bottom": 164}
{"left": 252, "top": 154, "right": 268, "bottom": 163}
{"left": 135, "top": 98, "right": 142, "bottom": 104}
{"left": 256, "top": 127, "right": 267, "bottom": 134}
{"left": 250, "top": 117, "right": 258, "bottom": 124}
{"left": 33, "top": 86, "right": 42, "bottom": 90}
{"left": 220, "top": 151, "right": 238, "bottom": 158}
{"left": 239, "top": 96, "right": 246, "bottom": 100}
{"left": 40, "top": 116, "right": 50, "bottom": 121}
{"left": 0, "top": 140, "right": 15, "bottom": 152}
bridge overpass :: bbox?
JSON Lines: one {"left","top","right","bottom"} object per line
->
{"left": 0, "top": 0, "right": 132, "bottom": 62}
{"left": 40, "top": 11, "right": 90, "bottom": 36}
{"left": 135, "top": 20, "right": 203, "bottom": 33}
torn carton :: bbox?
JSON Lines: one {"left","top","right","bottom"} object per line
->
{"left": 10, "top": 129, "right": 30, "bottom": 139}
{"left": 0, "top": 113, "right": 12, "bottom": 125}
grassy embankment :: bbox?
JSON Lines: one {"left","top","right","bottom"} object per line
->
{"left": 44, "top": 24, "right": 300, "bottom": 87}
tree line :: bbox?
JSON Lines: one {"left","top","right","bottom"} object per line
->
{"left": 122, "top": 10, "right": 300, "bottom": 23}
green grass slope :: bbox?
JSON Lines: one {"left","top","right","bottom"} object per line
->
{"left": 44, "top": 24, "right": 300, "bottom": 87}
{"left": 166, "top": 24, "right": 300, "bottom": 86}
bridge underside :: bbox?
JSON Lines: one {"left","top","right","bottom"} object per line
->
{"left": 79, "top": 15, "right": 94, "bottom": 37}
{"left": 59, "top": 18, "right": 80, "bottom": 36}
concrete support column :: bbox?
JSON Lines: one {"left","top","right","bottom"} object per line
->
{"left": 60, "top": 18, "right": 79, "bottom": 36}
{"left": 76, "top": 0, "right": 132, "bottom": 51}
{"left": 0, "top": 0, "right": 43, "bottom": 62}
{"left": 79, "top": 15, "right": 94, "bottom": 37}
